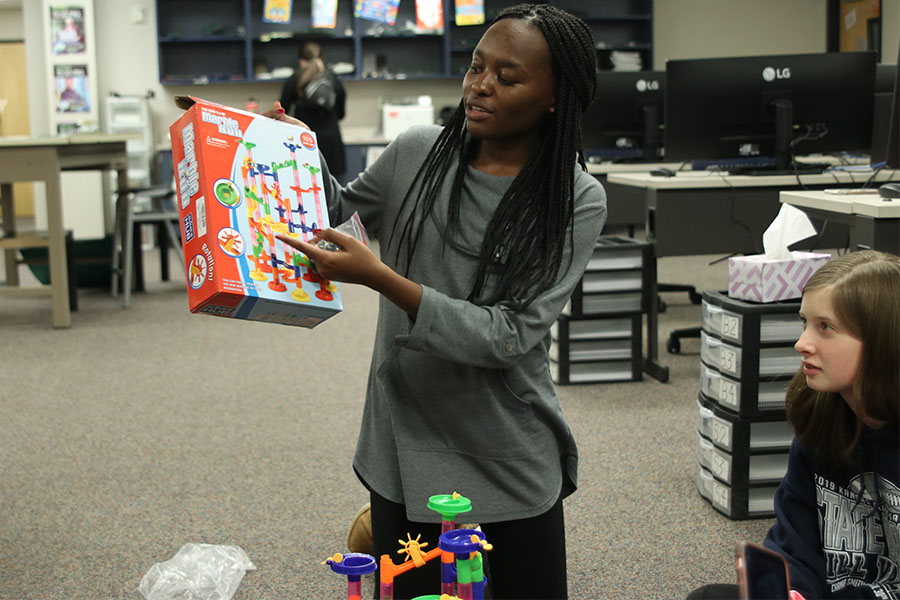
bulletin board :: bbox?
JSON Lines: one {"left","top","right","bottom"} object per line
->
{"left": 839, "top": 0, "right": 881, "bottom": 55}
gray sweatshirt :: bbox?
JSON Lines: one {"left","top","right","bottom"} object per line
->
{"left": 321, "top": 125, "right": 607, "bottom": 522}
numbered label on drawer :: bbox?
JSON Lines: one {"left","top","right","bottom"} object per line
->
{"left": 721, "top": 313, "right": 741, "bottom": 341}
{"left": 711, "top": 419, "right": 733, "bottom": 450}
{"left": 720, "top": 346, "right": 739, "bottom": 376}
{"left": 712, "top": 478, "right": 730, "bottom": 510}
{"left": 719, "top": 377, "right": 738, "bottom": 409}
{"left": 710, "top": 450, "right": 731, "bottom": 482}
{"left": 699, "top": 435, "right": 733, "bottom": 483}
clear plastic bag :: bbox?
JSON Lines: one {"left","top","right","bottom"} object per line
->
{"left": 138, "top": 543, "right": 256, "bottom": 600}
{"left": 317, "top": 211, "right": 370, "bottom": 252}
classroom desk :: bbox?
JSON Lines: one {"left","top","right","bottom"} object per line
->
{"left": 0, "top": 134, "right": 130, "bottom": 328}
{"left": 604, "top": 168, "right": 900, "bottom": 363}
{"left": 780, "top": 190, "right": 900, "bottom": 254}
{"left": 605, "top": 169, "right": 900, "bottom": 256}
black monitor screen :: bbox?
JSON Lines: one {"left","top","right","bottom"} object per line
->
{"left": 876, "top": 62, "right": 896, "bottom": 94}
{"left": 664, "top": 52, "right": 877, "bottom": 170}
{"left": 874, "top": 47, "right": 900, "bottom": 169}
{"left": 582, "top": 70, "right": 664, "bottom": 162}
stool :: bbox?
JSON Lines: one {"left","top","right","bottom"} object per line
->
{"left": 14, "top": 229, "right": 79, "bottom": 311}
{"left": 111, "top": 186, "right": 183, "bottom": 308}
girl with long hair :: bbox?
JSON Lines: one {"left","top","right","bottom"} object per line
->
{"left": 688, "top": 250, "right": 900, "bottom": 600}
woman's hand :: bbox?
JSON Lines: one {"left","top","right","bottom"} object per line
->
{"left": 275, "top": 229, "right": 423, "bottom": 317}
{"left": 262, "top": 101, "right": 309, "bottom": 129}
{"left": 276, "top": 229, "right": 382, "bottom": 287}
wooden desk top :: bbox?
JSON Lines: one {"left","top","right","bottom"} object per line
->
{"left": 0, "top": 134, "right": 131, "bottom": 173}
{"left": 607, "top": 168, "right": 900, "bottom": 190}
{"left": 0, "top": 133, "right": 132, "bottom": 148}
{"left": 780, "top": 190, "right": 900, "bottom": 219}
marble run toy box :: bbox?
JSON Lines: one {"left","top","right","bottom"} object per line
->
{"left": 169, "top": 96, "right": 341, "bottom": 328}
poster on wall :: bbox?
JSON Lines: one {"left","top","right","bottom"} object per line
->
{"left": 49, "top": 5, "right": 86, "bottom": 55}
{"left": 416, "top": 0, "right": 443, "bottom": 30}
{"left": 454, "top": 0, "right": 484, "bottom": 26}
{"left": 354, "top": 0, "right": 400, "bottom": 26}
{"left": 263, "top": 0, "right": 293, "bottom": 24}
{"left": 54, "top": 64, "right": 91, "bottom": 113}
{"left": 312, "top": 0, "right": 338, "bottom": 28}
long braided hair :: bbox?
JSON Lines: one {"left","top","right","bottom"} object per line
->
{"left": 390, "top": 3, "right": 597, "bottom": 308}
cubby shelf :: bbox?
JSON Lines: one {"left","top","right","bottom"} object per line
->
{"left": 156, "top": 0, "right": 653, "bottom": 85}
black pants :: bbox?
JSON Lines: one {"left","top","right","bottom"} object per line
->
{"left": 685, "top": 583, "right": 740, "bottom": 599}
{"left": 370, "top": 489, "right": 568, "bottom": 600}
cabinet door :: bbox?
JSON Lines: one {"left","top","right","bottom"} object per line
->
{"left": 156, "top": 0, "right": 248, "bottom": 84}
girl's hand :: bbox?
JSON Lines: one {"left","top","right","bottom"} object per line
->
{"left": 262, "top": 101, "right": 309, "bottom": 129}
{"left": 276, "top": 229, "right": 383, "bottom": 287}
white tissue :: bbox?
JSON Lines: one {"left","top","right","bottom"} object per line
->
{"left": 762, "top": 204, "right": 816, "bottom": 260}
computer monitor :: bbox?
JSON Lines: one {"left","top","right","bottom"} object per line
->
{"left": 872, "top": 47, "right": 899, "bottom": 169}
{"left": 581, "top": 70, "right": 664, "bottom": 162}
{"left": 875, "top": 62, "right": 896, "bottom": 94}
{"left": 664, "top": 52, "right": 877, "bottom": 172}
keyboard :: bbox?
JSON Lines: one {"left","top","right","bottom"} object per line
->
{"left": 585, "top": 148, "right": 653, "bottom": 162}
{"left": 691, "top": 156, "right": 777, "bottom": 171}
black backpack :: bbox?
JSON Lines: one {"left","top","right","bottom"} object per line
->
{"left": 304, "top": 74, "right": 336, "bottom": 111}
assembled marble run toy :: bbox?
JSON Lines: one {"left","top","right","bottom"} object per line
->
{"left": 322, "top": 493, "right": 491, "bottom": 600}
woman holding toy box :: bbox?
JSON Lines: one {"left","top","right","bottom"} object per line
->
{"left": 267, "top": 4, "right": 606, "bottom": 598}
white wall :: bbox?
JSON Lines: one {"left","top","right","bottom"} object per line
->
{"left": 654, "top": 0, "right": 827, "bottom": 66}
{"left": 0, "top": 4, "right": 23, "bottom": 40}
{"left": 7, "top": 0, "right": 900, "bottom": 151}
{"left": 885, "top": 0, "right": 900, "bottom": 63}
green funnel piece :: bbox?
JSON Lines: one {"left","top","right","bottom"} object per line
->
{"left": 426, "top": 493, "right": 472, "bottom": 520}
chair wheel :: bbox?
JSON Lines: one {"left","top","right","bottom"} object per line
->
{"left": 666, "top": 337, "right": 680, "bottom": 354}
{"left": 657, "top": 297, "right": 667, "bottom": 313}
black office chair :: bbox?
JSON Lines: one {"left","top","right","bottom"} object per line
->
{"left": 110, "top": 150, "right": 183, "bottom": 307}
{"left": 661, "top": 282, "right": 702, "bottom": 353}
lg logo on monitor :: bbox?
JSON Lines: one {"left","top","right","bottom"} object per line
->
{"left": 762, "top": 67, "right": 791, "bottom": 81}
{"left": 635, "top": 79, "right": 660, "bottom": 92}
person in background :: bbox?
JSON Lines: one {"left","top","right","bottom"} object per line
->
{"left": 279, "top": 41, "right": 347, "bottom": 177}
{"left": 688, "top": 250, "right": 900, "bottom": 599}
{"left": 266, "top": 4, "right": 605, "bottom": 598}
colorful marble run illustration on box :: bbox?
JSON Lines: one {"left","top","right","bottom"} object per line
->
{"left": 170, "top": 96, "right": 342, "bottom": 328}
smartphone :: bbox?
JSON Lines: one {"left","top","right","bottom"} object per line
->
{"left": 735, "top": 541, "right": 791, "bottom": 600}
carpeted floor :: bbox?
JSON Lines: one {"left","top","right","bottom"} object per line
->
{"left": 0, "top": 239, "right": 787, "bottom": 600}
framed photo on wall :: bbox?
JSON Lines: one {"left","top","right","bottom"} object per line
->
{"left": 49, "top": 6, "right": 86, "bottom": 56}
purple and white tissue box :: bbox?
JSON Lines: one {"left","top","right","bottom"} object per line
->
{"left": 728, "top": 252, "right": 830, "bottom": 303}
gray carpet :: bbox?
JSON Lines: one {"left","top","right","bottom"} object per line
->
{"left": 0, "top": 240, "right": 781, "bottom": 600}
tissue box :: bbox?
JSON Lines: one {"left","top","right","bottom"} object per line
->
{"left": 170, "top": 96, "right": 342, "bottom": 328}
{"left": 728, "top": 252, "right": 830, "bottom": 303}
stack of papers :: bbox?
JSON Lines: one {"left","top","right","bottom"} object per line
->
{"left": 611, "top": 50, "right": 642, "bottom": 71}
